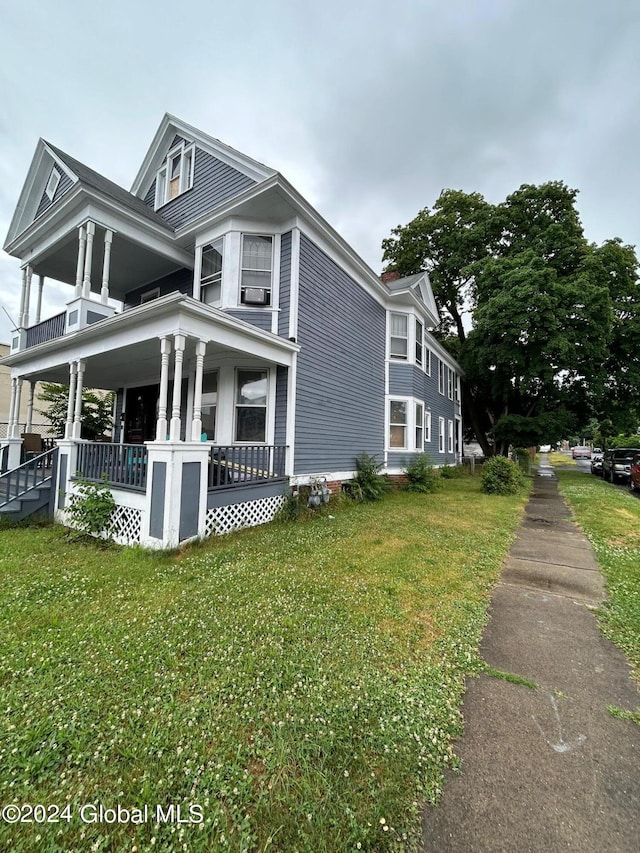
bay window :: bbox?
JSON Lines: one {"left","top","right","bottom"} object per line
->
{"left": 235, "top": 369, "right": 267, "bottom": 442}
{"left": 389, "top": 313, "right": 408, "bottom": 360}
{"left": 200, "top": 238, "right": 223, "bottom": 305}
{"left": 240, "top": 235, "right": 273, "bottom": 305}
{"left": 155, "top": 142, "right": 195, "bottom": 208}
{"left": 388, "top": 398, "right": 429, "bottom": 451}
{"left": 415, "top": 319, "right": 424, "bottom": 367}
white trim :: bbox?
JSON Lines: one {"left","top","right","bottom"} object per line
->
{"left": 386, "top": 394, "right": 427, "bottom": 453}
{"left": 288, "top": 227, "right": 300, "bottom": 341}
{"left": 285, "top": 354, "right": 297, "bottom": 476}
{"left": 448, "top": 419, "right": 454, "bottom": 454}
{"left": 271, "top": 234, "right": 281, "bottom": 334}
{"left": 438, "top": 416, "right": 445, "bottom": 454}
{"left": 425, "top": 410, "right": 432, "bottom": 444}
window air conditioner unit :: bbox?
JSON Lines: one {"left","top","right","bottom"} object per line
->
{"left": 242, "top": 287, "right": 269, "bottom": 305}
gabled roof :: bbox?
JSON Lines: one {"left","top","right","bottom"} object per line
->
{"left": 44, "top": 143, "right": 173, "bottom": 232}
{"left": 386, "top": 271, "right": 440, "bottom": 326}
{"left": 130, "top": 113, "right": 277, "bottom": 201}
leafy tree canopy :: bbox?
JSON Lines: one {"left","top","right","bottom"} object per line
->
{"left": 38, "top": 383, "right": 114, "bottom": 440}
{"left": 382, "top": 181, "right": 640, "bottom": 454}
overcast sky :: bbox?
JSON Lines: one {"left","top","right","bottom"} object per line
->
{"left": 0, "top": 0, "right": 638, "bottom": 343}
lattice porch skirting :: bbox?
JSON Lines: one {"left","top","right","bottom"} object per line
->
{"left": 205, "top": 494, "right": 286, "bottom": 537}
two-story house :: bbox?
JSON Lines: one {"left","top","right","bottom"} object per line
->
{"left": 0, "top": 115, "right": 462, "bottom": 547}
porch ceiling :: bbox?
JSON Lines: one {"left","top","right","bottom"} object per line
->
{"left": 31, "top": 230, "right": 188, "bottom": 301}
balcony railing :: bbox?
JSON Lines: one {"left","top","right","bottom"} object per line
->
{"left": 76, "top": 442, "right": 148, "bottom": 491}
{"left": 25, "top": 312, "right": 66, "bottom": 348}
{"left": 208, "top": 445, "right": 287, "bottom": 490}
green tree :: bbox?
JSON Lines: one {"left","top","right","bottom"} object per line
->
{"left": 382, "top": 181, "right": 640, "bottom": 455}
{"left": 38, "top": 383, "right": 114, "bottom": 440}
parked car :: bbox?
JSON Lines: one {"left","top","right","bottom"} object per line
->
{"left": 572, "top": 446, "right": 592, "bottom": 459}
{"left": 629, "top": 453, "right": 640, "bottom": 493}
{"left": 602, "top": 448, "right": 640, "bottom": 484}
{"left": 590, "top": 450, "right": 604, "bottom": 476}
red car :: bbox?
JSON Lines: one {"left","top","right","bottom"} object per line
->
{"left": 630, "top": 453, "right": 640, "bottom": 493}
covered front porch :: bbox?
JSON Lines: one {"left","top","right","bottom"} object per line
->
{"left": 3, "top": 293, "right": 299, "bottom": 547}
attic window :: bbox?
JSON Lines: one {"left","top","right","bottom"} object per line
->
{"left": 155, "top": 142, "right": 195, "bottom": 208}
{"left": 45, "top": 168, "right": 61, "bottom": 201}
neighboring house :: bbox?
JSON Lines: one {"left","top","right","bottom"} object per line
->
{"left": 0, "top": 114, "right": 462, "bottom": 547}
{"left": 0, "top": 343, "right": 52, "bottom": 437}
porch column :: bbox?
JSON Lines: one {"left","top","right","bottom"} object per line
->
{"left": 82, "top": 221, "right": 95, "bottom": 299}
{"left": 156, "top": 336, "right": 171, "bottom": 440}
{"left": 21, "top": 266, "right": 32, "bottom": 329}
{"left": 10, "top": 378, "right": 23, "bottom": 438}
{"left": 65, "top": 362, "right": 78, "bottom": 439}
{"left": 169, "top": 334, "right": 185, "bottom": 442}
{"left": 100, "top": 229, "right": 113, "bottom": 305}
{"left": 75, "top": 225, "right": 87, "bottom": 298}
{"left": 35, "top": 275, "right": 45, "bottom": 324}
{"left": 72, "top": 360, "right": 85, "bottom": 439}
{"left": 191, "top": 340, "right": 206, "bottom": 440}
{"left": 18, "top": 268, "right": 27, "bottom": 328}
{"left": 7, "top": 377, "right": 18, "bottom": 437}
{"left": 25, "top": 382, "right": 35, "bottom": 433}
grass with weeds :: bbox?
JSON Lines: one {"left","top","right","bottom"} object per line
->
{"left": 0, "top": 475, "right": 528, "bottom": 852}
{"left": 480, "top": 665, "right": 538, "bottom": 690}
{"left": 553, "top": 469, "right": 640, "bottom": 685}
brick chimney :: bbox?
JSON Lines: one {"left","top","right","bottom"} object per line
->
{"left": 381, "top": 270, "right": 401, "bottom": 283}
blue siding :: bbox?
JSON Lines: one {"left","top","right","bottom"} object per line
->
{"left": 35, "top": 168, "right": 74, "bottom": 219}
{"left": 124, "top": 268, "right": 193, "bottom": 309}
{"left": 295, "top": 235, "right": 386, "bottom": 474}
{"left": 226, "top": 310, "right": 273, "bottom": 332}
{"left": 274, "top": 366, "right": 288, "bottom": 447}
{"left": 146, "top": 146, "right": 256, "bottom": 229}
{"left": 278, "top": 231, "right": 292, "bottom": 337}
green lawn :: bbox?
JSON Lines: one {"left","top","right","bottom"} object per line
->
{"left": 0, "top": 477, "right": 527, "bottom": 852}
{"left": 554, "top": 469, "right": 640, "bottom": 683}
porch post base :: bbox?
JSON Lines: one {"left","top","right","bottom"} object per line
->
{"left": 53, "top": 439, "right": 78, "bottom": 522}
{"left": 141, "top": 441, "right": 209, "bottom": 549}
{"left": 3, "top": 438, "right": 23, "bottom": 470}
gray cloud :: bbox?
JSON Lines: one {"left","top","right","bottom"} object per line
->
{"left": 1, "top": 0, "right": 638, "bottom": 343}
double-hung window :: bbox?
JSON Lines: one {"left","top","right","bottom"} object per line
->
{"left": 425, "top": 410, "right": 432, "bottom": 443}
{"left": 448, "top": 369, "right": 454, "bottom": 400}
{"left": 200, "top": 238, "right": 223, "bottom": 305}
{"left": 448, "top": 419, "right": 454, "bottom": 453}
{"left": 389, "top": 400, "right": 408, "bottom": 448}
{"left": 438, "top": 361, "right": 446, "bottom": 395}
{"left": 389, "top": 313, "right": 408, "bottom": 360}
{"left": 235, "top": 369, "right": 268, "bottom": 442}
{"left": 240, "top": 235, "right": 273, "bottom": 306}
{"left": 438, "top": 417, "right": 446, "bottom": 453}
{"left": 415, "top": 319, "right": 424, "bottom": 367}
{"left": 155, "top": 142, "right": 195, "bottom": 208}
{"left": 415, "top": 402, "right": 424, "bottom": 450}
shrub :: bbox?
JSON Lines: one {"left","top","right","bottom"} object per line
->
{"left": 66, "top": 478, "right": 116, "bottom": 538}
{"left": 346, "top": 452, "right": 390, "bottom": 502}
{"left": 275, "top": 489, "right": 301, "bottom": 522}
{"left": 481, "top": 455, "right": 526, "bottom": 495}
{"left": 404, "top": 454, "right": 440, "bottom": 493}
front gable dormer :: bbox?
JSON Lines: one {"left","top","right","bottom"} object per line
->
{"left": 3, "top": 140, "right": 78, "bottom": 249}
{"left": 131, "top": 115, "right": 277, "bottom": 230}
{"left": 386, "top": 272, "right": 440, "bottom": 328}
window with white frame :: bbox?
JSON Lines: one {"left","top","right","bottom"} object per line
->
{"left": 389, "top": 313, "right": 408, "bottom": 360}
{"left": 235, "top": 369, "right": 268, "bottom": 442}
{"left": 425, "top": 410, "right": 432, "bottom": 443}
{"left": 240, "top": 235, "right": 273, "bottom": 306}
{"left": 155, "top": 142, "right": 195, "bottom": 208}
{"left": 415, "top": 319, "right": 424, "bottom": 367}
{"left": 425, "top": 346, "right": 431, "bottom": 376}
{"left": 200, "top": 238, "right": 223, "bottom": 305}
{"left": 438, "top": 360, "right": 445, "bottom": 395}
{"left": 448, "top": 419, "right": 454, "bottom": 453}
{"left": 45, "top": 168, "right": 61, "bottom": 201}
{"left": 448, "top": 369, "right": 454, "bottom": 400}
{"left": 439, "top": 417, "right": 445, "bottom": 453}
{"left": 389, "top": 400, "right": 408, "bottom": 448}
{"left": 415, "top": 401, "right": 424, "bottom": 450}
{"left": 201, "top": 371, "right": 218, "bottom": 440}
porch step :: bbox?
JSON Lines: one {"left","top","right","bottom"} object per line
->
{"left": 0, "top": 483, "right": 52, "bottom": 521}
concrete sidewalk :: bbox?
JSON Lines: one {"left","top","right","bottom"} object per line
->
{"left": 421, "top": 461, "right": 640, "bottom": 852}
